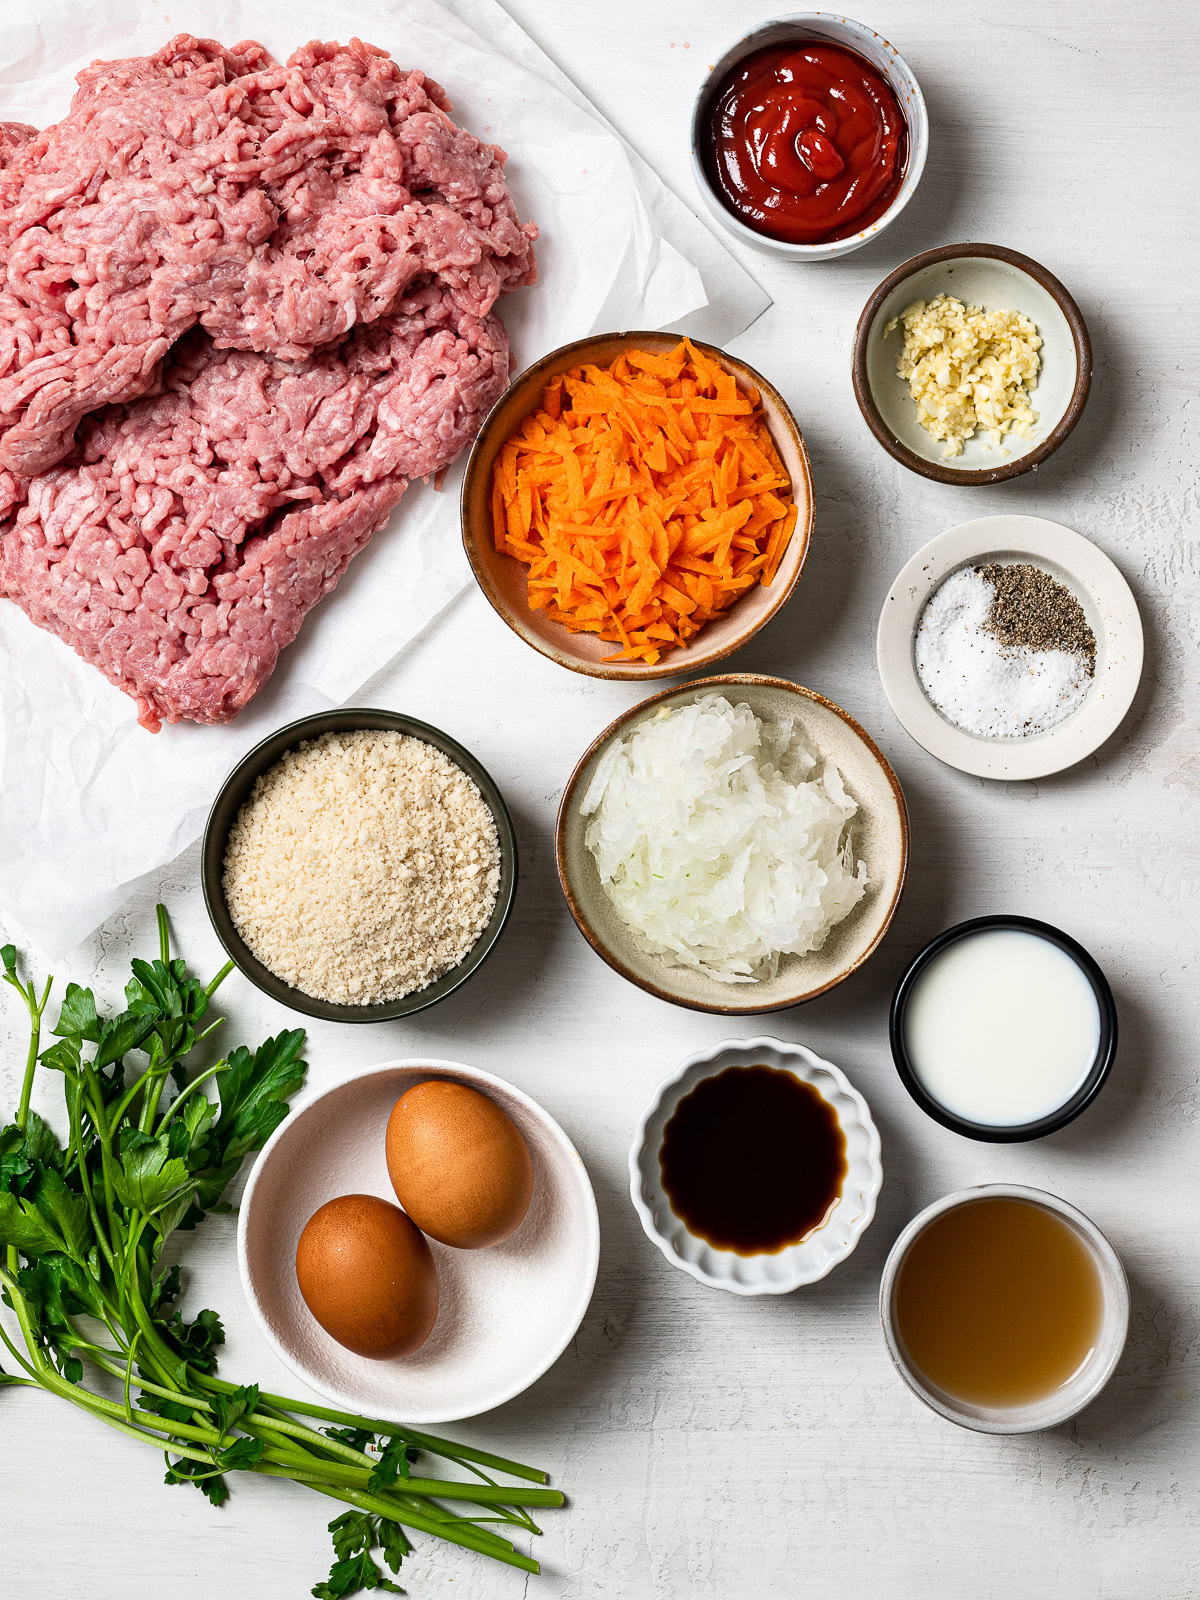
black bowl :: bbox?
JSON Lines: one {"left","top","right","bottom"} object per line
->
{"left": 889, "top": 915, "right": 1117, "bottom": 1142}
{"left": 202, "top": 708, "right": 518, "bottom": 1023}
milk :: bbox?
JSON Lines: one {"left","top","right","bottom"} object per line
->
{"left": 903, "top": 928, "right": 1101, "bottom": 1127}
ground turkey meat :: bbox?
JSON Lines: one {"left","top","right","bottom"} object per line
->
{"left": 0, "top": 35, "right": 536, "bottom": 483}
{"left": 0, "top": 286, "right": 510, "bottom": 730}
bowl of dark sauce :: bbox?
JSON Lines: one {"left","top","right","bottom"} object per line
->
{"left": 628, "top": 1037, "right": 883, "bottom": 1293}
{"left": 690, "top": 13, "right": 928, "bottom": 261}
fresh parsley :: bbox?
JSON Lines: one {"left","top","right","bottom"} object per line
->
{"left": 0, "top": 908, "right": 559, "bottom": 1593}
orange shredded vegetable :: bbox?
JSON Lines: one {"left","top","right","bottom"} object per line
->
{"left": 490, "top": 338, "right": 798, "bottom": 663}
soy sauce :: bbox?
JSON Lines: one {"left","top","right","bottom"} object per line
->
{"left": 659, "top": 1064, "right": 846, "bottom": 1255}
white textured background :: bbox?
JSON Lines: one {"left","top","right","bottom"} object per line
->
{"left": 2, "top": 3, "right": 1197, "bottom": 1597}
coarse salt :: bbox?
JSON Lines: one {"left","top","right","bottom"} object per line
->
{"left": 915, "top": 567, "right": 1091, "bottom": 739}
{"left": 223, "top": 731, "right": 501, "bottom": 1005}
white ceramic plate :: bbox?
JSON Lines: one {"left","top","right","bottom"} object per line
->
{"left": 238, "top": 1060, "right": 600, "bottom": 1424}
{"left": 877, "top": 515, "right": 1143, "bottom": 780}
{"left": 629, "top": 1037, "right": 883, "bottom": 1295}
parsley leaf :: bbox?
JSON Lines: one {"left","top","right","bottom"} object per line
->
{"left": 215, "top": 1436, "right": 265, "bottom": 1472}
{"left": 51, "top": 983, "right": 101, "bottom": 1044}
{"left": 368, "top": 1438, "right": 418, "bottom": 1493}
{"left": 211, "top": 1031, "right": 307, "bottom": 1166}
{"left": 0, "top": 1189, "right": 65, "bottom": 1257}
{"left": 112, "top": 1132, "right": 196, "bottom": 1219}
{"left": 94, "top": 1009, "right": 157, "bottom": 1070}
{"left": 313, "top": 1548, "right": 404, "bottom": 1598}
{"left": 210, "top": 1383, "right": 259, "bottom": 1438}
{"left": 23, "top": 1112, "right": 64, "bottom": 1171}
{"left": 317, "top": 1513, "right": 408, "bottom": 1596}
{"left": 29, "top": 1167, "right": 91, "bottom": 1264}
{"left": 0, "top": 1124, "right": 32, "bottom": 1195}
{"left": 158, "top": 1304, "right": 225, "bottom": 1377}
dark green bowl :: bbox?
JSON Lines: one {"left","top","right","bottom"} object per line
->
{"left": 201, "top": 708, "right": 518, "bottom": 1023}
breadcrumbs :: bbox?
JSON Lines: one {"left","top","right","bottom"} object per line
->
{"left": 223, "top": 731, "right": 501, "bottom": 1005}
{"left": 886, "top": 293, "right": 1042, "bottom": 457}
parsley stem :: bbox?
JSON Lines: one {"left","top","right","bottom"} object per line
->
{"left": 196, "top": 1377, "right": 550, "bottom": 1483}
{"left": 156, "top": 1060, "right": 228, "bottom": 1132}
{"left": 14, "top": 974, "right": 50, "bottom": 1132}
{"left": 0, "top": 1315, "right": 38, "bottom": 1379}
{"left": 71, "top": 1108, "right": 118, "bottom": 1277}
{"left": 122, "top": 1329, "right": 144, "bottom": 1422}
{"left": 297, "top": 1480, "right": 540, "bottom": 1573}
{"left": 204, "top": 960, "right": 235, "bottom": 999}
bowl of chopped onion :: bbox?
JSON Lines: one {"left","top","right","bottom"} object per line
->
{"left": 555, "top": 675, "right": 909, "bottom": 1014}
{"left": 461, "top": 332, "right": 814, "bottom": 680}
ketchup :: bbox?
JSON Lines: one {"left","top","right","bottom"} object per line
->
{"left": 702, "top": 41, "right": 909, "bottom": 246}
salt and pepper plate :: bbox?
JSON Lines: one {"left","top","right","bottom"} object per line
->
{"left": 876, "top": 515, "right": 1143, "bottom": 780}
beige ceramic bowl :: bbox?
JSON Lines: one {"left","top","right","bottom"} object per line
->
{"left": 555, "top": 675, "right": 909, "bottom": 1014}
{"left": 853, "top": 243, "right": 1092, "bottom": 485}
{"left": 461, "top": 332, "right": 814, "bottom": 680}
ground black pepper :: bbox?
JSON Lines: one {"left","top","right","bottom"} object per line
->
{"left": 977, "top": 562, "right": 1096, "bottom": 675}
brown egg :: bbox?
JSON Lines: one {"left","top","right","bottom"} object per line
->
{"left": 295, "top": 1194, "right": 438, "bottom": 1359}
{"left": 385, "top": 1080, "right": 534, "bottom": 1249}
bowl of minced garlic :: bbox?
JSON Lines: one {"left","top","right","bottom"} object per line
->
{"left": 203, "top": 709, "right": 517, "bottom": 1021}
{"left": 853, "top": 243, "right": 1091, "bottom": 485}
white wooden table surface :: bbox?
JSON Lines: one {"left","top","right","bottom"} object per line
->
{"left": 2, "top": 3, "right": 1197, "bottom": 1596}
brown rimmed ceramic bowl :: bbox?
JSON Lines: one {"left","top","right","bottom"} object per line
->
{"left": 461, "top": 332, "right": 814, "bottom": 680}
{"left": 555, "top": 675, "right": 909, "bottom": 1014}
{"left": 852, "top": 243, "right": 1092, "bottom": 485}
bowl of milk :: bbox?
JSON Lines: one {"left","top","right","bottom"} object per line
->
{"left": 889, "top": 915, "right": 1117, "bottom": 1140}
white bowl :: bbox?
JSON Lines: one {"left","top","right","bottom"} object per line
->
{"left": 876, "top": 514, "right": 1144, "bottom": 780}
{"left": 879, "top": 1184, "right": 1130, "bottom": 1433}
{"left": 689, "top": 14, "right": 928, "bottom": 262}
{"left": 238, "top": 1059, "right": 600, "bottom": 1424}
{"left": 629, "top": 1037, "right": 883, "bottom": 1295}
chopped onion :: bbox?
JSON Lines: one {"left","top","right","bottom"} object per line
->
{"left": 580, "top": 694, "right": 868, "bottom": 983}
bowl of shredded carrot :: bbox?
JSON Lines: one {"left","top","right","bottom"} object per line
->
{"left": 461, "top": 333, "right": 814, "bottom": 677}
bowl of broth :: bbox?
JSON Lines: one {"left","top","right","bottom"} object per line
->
{"left": 880, "top": 1184, "right": 1129, "bottom": 1433}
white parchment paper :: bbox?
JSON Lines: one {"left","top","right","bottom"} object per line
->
{"left": 0, "top": 0, "right": 770, "bottom": 957}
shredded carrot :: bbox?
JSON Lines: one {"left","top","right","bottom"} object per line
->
{"left": 489, "top": 339, "right": 798, "bottom": 664}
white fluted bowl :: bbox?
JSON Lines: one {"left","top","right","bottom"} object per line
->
{"left": 628, "top": 1037, "right": 883, "bottom": 1294}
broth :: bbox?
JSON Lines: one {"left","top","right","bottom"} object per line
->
{"left": 894, "top": 1197, "right": 1104, "bottom": 1408}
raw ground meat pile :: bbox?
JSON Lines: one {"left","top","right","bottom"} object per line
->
{"left": 0, "top": 35, "right": 536, "bottom": 729}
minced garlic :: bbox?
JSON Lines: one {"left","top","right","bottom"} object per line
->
{"left": 886, "top": 294, "right": 1042, "bottom": 457}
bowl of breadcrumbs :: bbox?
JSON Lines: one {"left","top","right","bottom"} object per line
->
{"left": 203, "top": 708, "right": 518, "bottom": 1021}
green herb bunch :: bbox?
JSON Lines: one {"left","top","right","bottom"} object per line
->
{"left": 0, "top": 908, "right": 560, "bottom": 1595}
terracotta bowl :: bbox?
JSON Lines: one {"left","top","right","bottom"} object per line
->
{"left": 853, "top": 243, "right": 1092, "bottom": 485}
{"left": 555, "top": 675, "right": 909, "bottom": 1014}
{"left": 460, "top": 331, "right": 814, "bottom": 680}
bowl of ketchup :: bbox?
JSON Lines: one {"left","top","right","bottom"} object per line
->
{"left": 691, "top": 14, "right": 928, "bottom": 261}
